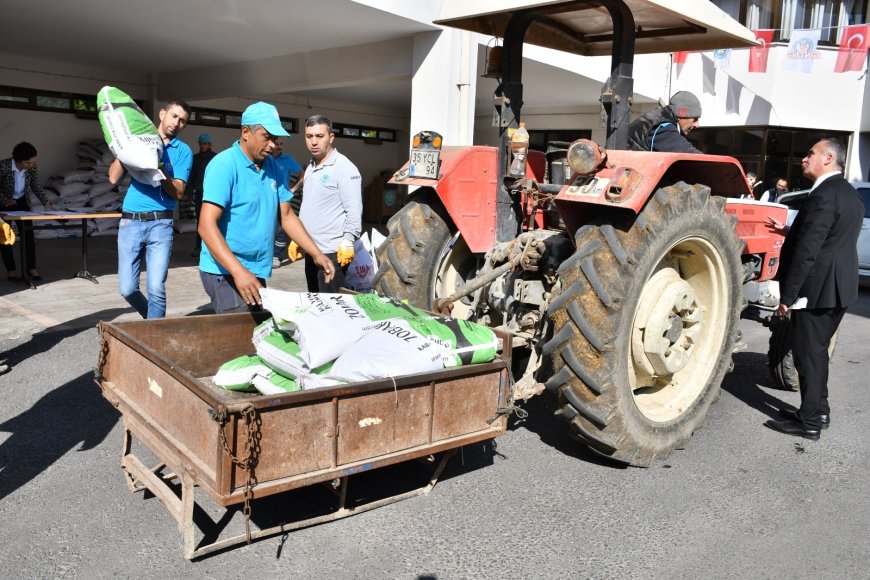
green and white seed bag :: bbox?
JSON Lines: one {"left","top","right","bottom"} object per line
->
{"left": 97, "top": 86, "right": 164, "bottom": 186}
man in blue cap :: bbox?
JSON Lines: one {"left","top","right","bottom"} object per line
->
{"left": 189, "top": 133, "right": 216, "bottom": 256}
{"left": 197, "top": 102, "right": 333, "bottom": 313}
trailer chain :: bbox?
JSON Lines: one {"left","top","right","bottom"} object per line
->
{"left": 487, "top": 354, "right": 528, "bottom": 424}
{"left": 212, "top": 403, "right": 261, "bottom": 544}
{"left": 95, "top": 326, "right": 109, "bottom": 383}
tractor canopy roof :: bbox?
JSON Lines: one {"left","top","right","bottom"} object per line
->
{"left": 435, "top": 0, "right": 758, "bottom": 56}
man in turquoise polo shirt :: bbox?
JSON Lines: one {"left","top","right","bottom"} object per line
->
{"left": 270, "top": 136, "right": 303, "bottom": 268}
{"left": 198, "top": 102, "right": 332, "bottom": 314}
{"left": 109, "top": 99, "right": 192, "bottom": 319}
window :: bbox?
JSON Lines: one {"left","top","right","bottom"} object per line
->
{"left": 36, "top": 96, "right": 70, "bottom": 109}
{"left": 188, "top": 106, "right": 297, "bottom": 133}
{"left": 716, "top": 0, "right": 868, "bottom": 43}
{"left": 332, "top": 122, "right": 397, "bottom": 142}
{"left": 0, "top": 85, "right": 145, "bottom": 119}
{"left": 687, "top": 126, "right": 850, "bottom": 191}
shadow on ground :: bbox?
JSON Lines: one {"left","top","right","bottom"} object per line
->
{"left": 0, "top": 310, "right": 128, "bottom": 500}
{"left": 722, "top": 350, "right": 791, "bottom": 422}
{"left": 510, "top": 391, "right": 628, "bottom": 469}
{"left": 0, "top": 371, "right": 118, "bottom": 501}
{"left": 1, "top": 307, "right": 130, "bottom": 367}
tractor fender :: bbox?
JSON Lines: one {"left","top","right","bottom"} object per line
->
{"left": 389, "top": 145, "right": 545, "bottom": 253}
{"left": 553, "top": 150, "right": 786, "bottom": 282}
{"left": 555, "top": 151, "right": 751, "bottom": 238}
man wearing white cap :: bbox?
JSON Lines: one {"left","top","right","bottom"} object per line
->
{"left": 197, "top": 102, "right": 333, "bottom": 313}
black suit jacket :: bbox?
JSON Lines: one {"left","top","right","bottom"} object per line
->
{"left": 0, "top": 157, "right": 49, "bottom": 207}
{"left": 777, "top": 174, "right": 864, "bottom": 309}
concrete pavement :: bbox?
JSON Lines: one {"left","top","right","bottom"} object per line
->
{"left": 1, "top": 232, "right": 869, "bottom": 577}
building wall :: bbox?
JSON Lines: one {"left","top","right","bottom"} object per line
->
{"left": 663, "top": 44, "right": 867, "bottom": 180}
{"left": 0, "top": 52, "right": 150, "bottom": 181}
{"left": 185, "top": 97, "right": 408, "bottom": 188}
{"left": 0, "top": 54, "right": 410, "bottom": 189}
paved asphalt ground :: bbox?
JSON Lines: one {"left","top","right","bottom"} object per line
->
{"left": 0, "top": 234, "right": 868, "bottom": 579}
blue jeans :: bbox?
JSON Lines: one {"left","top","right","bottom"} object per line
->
{"left": 117, "top": 218, "right": 174, "bottom": 319}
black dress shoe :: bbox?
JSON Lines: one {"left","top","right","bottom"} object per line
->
{"left": 779, "top": 408, "right": 829, "bottom": 429}
{"left": 764, "top": 419, "right": 820, "bottom": 440}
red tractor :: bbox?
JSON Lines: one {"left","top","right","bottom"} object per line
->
{"left": 374, "top": 0, "right": 786, "bottom": 466}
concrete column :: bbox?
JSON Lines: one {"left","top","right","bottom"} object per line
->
{"left": 410, "top": 30, "right": 478, "bottom": 146}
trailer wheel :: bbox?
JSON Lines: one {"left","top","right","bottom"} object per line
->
{"left": 372, "top": 197, "right": 453, "bottom": 309}
{"left": 768, "top": 315, "right": 838, "bottom": 391}
{"left": 542, "top": 183, "right": 744, "bottom": 467}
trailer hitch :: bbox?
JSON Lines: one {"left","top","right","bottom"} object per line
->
{"left": 433, "top": 233, "right": 545, "bottom": 315}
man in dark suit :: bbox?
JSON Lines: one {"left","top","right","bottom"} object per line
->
{"left": 764, "top": 138, "right": 864, "bottom": 440}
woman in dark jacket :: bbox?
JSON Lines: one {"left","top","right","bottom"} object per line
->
{"left": 1, "top": 142, "right": 53, "bottom": 280}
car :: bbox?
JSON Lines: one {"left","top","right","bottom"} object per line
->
{"left": 855, "top": 182, "right": 870, "bottom": 278}
{"left": 776, "top": 181, "right": 870, "bottom": 277}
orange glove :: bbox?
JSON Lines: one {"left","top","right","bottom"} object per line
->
{"left": 337, "top": 239, "right": 355, "bottom": 267}
{"left": 0, "top": 220, "right": 15, "bottom": 246}
{"left": 287, "top": 241, "right": 304, "bottom": 262}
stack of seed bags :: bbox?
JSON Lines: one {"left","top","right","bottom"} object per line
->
{"left": 261, "top": 289, "right": 498, "bottom": 389}
{"left": 211, "top": 290, "right": 499, "bottom": 395}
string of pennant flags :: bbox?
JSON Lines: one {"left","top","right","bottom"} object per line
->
{"left": 674, "top": 23, "right": 869, "bottom": 74}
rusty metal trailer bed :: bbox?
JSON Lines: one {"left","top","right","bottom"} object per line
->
{"left": 95, "top": 312, "right": 513, "bottom": 559}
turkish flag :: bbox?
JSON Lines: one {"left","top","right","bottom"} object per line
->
{"left": 834, "top": 24, "right": 869, "bottom": 73}
{"left": 749, "top": 29, "right": 774, "bottom": 73}
{"left": 673, "top": 51, "right": 689, "bottom": 64}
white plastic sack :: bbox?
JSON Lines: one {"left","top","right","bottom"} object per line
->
{"left": 88, "top": 190, "right": 122, "bottom": 210}
{"left": 251, "top": 319, "right": 333, "bottom": 379}
{"left": 90, "top": 228, "right": 119, "bottom": 237}
{"left": 251, "top": 373, "right": 301, "bottom": 395}
{"left": 322, "top": 318, "right": 445, "bottom": 384}
{"left": 60, "top": 168, "right": 95, "bottom": 184}
{"left": 93, "top": 218, "right": 121, "bottom": 232}
{"left": 55, "top": 181, "right": 91, "bottom": 197}
{"left": 97, "top": 86, "right": 164, "bottom": 187}
{"left": 87, "top": 181, "right": 116, "bottom": 198}
{"left": 260, "top": 289, "right": 425, "bottom": 368}
{"left": 344, "top": 238, "right": 375, "bottom": 293}
{"left": 59, "top": 193, "right": 90, "bottom": 206}
{"left": 212, "top": 354, "right": 270, "bottom": 392}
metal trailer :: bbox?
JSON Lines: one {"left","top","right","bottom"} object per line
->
{"left": 95, "top": 312, "right": 512, "bottom": 559}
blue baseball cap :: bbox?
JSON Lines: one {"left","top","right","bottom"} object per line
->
{"left": 198, "top": 133, "right": 212, "bottom": 143}
{"left": 241, "top": 102, "right": 290, "bottom": 137}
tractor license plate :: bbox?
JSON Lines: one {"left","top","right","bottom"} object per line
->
{"left": 409, "top": 150, "right": 439, "bottom": 179}
{"left": 567, "top": 177, "right": 610, "bottom": 197}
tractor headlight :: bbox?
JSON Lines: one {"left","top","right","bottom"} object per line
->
{"left": 567, "top": 139, "right": 603, "bottom": 176}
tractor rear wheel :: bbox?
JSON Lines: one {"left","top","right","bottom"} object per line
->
{"left": 542, "top": 183, "right": 744, "bottom": 467}
{"left": 372, "top": 197, "right": 453, "bottom": 308}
